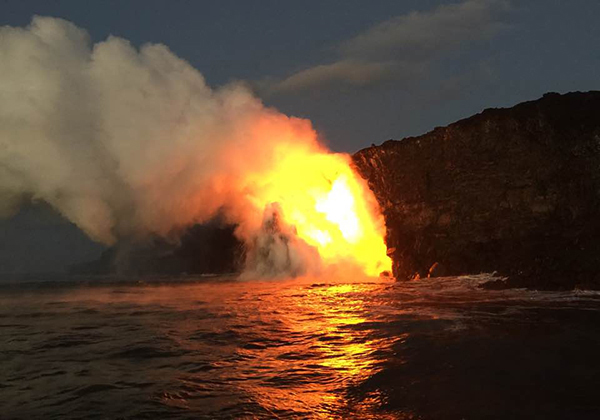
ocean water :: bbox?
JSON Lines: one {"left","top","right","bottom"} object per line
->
{"left": 2, "top": 274, "right": 600, "bottom": 419}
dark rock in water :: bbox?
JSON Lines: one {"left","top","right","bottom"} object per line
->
{"left": 70, "top": 221, "right": 245, "bottom": 276}
{"left": 353, "top": 91, "right": 600, "bottom": 290}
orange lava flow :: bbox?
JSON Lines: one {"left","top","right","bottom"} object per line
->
{"left": 240, "top": 134, "right": 392, "bottom": 277}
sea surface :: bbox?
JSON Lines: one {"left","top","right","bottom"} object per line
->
{"left": 2, "top": 274, "right": 600, "bottom": 419}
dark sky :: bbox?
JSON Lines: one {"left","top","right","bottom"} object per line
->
{"left": 1, "top": 0, "right": 599, "bottom": 273}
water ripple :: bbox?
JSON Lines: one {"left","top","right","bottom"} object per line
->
{"left": 1, "top": 275, "right": 600, "bottom": 418}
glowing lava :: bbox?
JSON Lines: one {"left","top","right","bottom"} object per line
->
{"left": 239, "top": 131, "right": 392, "bottom": 277}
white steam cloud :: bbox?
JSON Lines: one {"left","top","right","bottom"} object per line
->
{"left": 0, "top": 16, "right": 323, "bottom": 274}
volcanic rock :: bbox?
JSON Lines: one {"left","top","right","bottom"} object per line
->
{"left": 70, "top": 220, "right": 245, "bottom": 276}
{"left": 352, "top": 91, "right": 600, "bottom": 289}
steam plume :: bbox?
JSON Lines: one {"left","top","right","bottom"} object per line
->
{"left": 0, "top": 17, "right": 389, "bottom": 277}
{"left": 0, "top": 18, "right": 302, "bottom": 237}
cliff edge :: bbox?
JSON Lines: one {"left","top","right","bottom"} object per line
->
{"left": 353, "top": 91, "right": 600, "bottom": 289}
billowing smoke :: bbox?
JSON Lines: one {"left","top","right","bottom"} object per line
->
{"left": 0, "top": 17, "right": 390, "bottom": 278}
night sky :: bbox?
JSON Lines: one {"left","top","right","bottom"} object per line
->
{"left": 1, "top": 0, "right": 599, "bottom": 273}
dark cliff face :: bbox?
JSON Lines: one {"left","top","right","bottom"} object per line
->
{"left": 353, "top": 91, "right": 600, "bottom": 289}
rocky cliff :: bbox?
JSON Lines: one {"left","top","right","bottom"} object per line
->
{"left": 353, "top": 91, "right": 600, "bottom": 289}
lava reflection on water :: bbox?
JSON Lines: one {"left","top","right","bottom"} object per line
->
{"left": 4, "top": 275, "right": 600, "bottom": 418}
{"left": 229, "top": 281, "right": 402, "bottom": 417}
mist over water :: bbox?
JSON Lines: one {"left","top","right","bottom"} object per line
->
{"left": 2, "top": 274, "right": 600, "bottom": 419}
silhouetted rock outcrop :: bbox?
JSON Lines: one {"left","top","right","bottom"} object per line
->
{"left": 353, "top": 91, "right": 600, "bottom": 290}
{"left": 70, "top": 221, "right": 244, "bottom": 276}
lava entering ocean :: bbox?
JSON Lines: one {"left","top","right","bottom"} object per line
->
{"left": 234, "top": 124, "right": 392, "bottom": 277}
{"left": 0, "top": 16, "right": 391, "bottom": 279}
